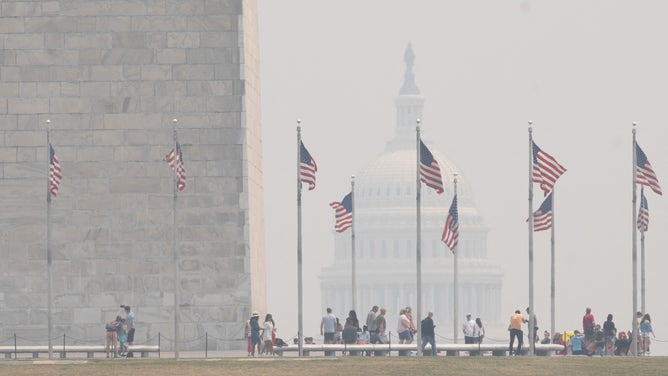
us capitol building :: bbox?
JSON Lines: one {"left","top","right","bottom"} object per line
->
{"left": 320, "top": 45, "right": 503, "bottom": 331}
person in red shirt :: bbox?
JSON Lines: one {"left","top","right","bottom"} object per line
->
{"left": 582, "top": 307, "right": 595, "bottom": 339}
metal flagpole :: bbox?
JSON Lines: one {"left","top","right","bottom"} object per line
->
{"left": 641, "top": 225, "right": 645, "bottom": 316}
{"left": 172, "top": 119, "right": 180, "bottom": 359}
{"left": 296, "top": 120, "right": 304, "bottom": 357}
{"left": 528, "top": 122, "right": 535, "bottom": 356}
{"left": 46, "top": 120, "right": 53, "bottom": 359}
{"left": 631, "top": 123, "right": 638, "bottom": 356}
{"left": 351, "top": 175, "right": 357, "bottom": 313}
{"left": 415, "top": 119, "right": 422, "bottom": 356}
{"left": 453, "top": 175, "right": 459, "bottom": 345}
{"left": 550, "top": 186, "right": 556, "bottom": 343}
{"left": 640, "top": 186, "right": 646, "bottom": 317}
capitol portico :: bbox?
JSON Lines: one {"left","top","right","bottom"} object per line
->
{"left": 320, "top": 45, "right": 503, "bottom": 332}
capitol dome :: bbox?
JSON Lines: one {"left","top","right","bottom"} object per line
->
{"left": 355, "top": 148, "right": 475, "bottom": 210}
{"left": 320, "top": 45, "right": 503, "bottom": 333}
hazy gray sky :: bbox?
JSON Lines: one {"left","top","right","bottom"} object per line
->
{"left": 258, "top": 0, "right": 668, "bottom": 353}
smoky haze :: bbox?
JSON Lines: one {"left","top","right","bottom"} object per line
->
{"left": 258, "top": 0, "right": 668, "bottom": 354}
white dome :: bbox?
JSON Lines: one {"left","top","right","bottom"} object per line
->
{"left": 355, "top": 146, "right": 476, "bottom": 212}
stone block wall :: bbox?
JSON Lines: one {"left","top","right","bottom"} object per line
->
{"left": 0, "top": 0, "right": 265, "bottom": 351}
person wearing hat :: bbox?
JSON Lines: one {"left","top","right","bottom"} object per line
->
{"left": 123, "top": 305, "right": 135, "bottom": 357}
{"left": 462, "top": 313, "right": 477, "bottom": 345}
{"left": 249, "top": 311, "right": 262, "bottom": 356}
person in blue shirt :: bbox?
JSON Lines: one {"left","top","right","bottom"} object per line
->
{"left": 123, "top": 305, "right": 136, "bottom": 357}
{"left": 570, "top": 330, "right": 585, "bottom": 355}
{"left": 249, "top": 311, "right": 262, "bottom": 356}
{"left": 640, "top": 313, "right": 655, "bottom": 355}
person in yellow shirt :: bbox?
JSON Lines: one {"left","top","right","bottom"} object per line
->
{"left": 508, "top": 309, "right": 528, "bottom": 355}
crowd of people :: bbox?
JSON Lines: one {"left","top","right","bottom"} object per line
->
{"left": 508, "top": 307, "right": 656, "bottom": 356}
{"left": 245, "top": 305, "right": 656, "bottom": 357}
{"left": 245, "top": 311, "right": 280, "bottom": 357}
{"left": 320, "top": 305, "right": 483, "bottom": 356}
{"left": 104, "top": 305, "right": 136, "bottom": 358}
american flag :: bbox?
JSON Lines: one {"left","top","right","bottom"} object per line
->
{"left": 533, "top": 192, "right": 553, "bottom": 232}
{"left": 636, "top": 144, "right": 662, "bottom": 195}
{"left": 300, "top": 141, "right": 317, "bottom": 190}
{"left": 637, "top": 187, "right": 649, "bottom": 232}
{"left": 441, "top": 193, "right": 459, "bottom": 253}
{"left": 165, "top": 142, "right": 186, "bottom": 192}
{"left": 419, "top": 140, "right": 444, "bottom": 194}
{"left": 329, "top": 192, "right": 353, "bottom": 233}
{"left": 532, "top": 141, "right": 566, "bottom": 196}
{"left": 49, "top": 144, "right": 62, "bottom": 197}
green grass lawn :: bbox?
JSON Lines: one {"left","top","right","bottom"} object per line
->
{"left": 0, "top": 356, "right": 668, "bottom": 376}
{"left": 1, "top": 356, "right": 667, "bottom": 376}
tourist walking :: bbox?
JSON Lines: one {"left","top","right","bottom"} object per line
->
{"left": 405, "top": 306, "right": 416, "bottom": 342}
{"left": 397, "top": 309, "right": 411, "bottom": 344}
{"left": 640, "top": 313, "right": 655, "bottom": 355}
{"left": 421, "top": 312, "right": 436, "bottom": 356}
{"left": 262, "top": 313, "right": 275, "bottom": 355}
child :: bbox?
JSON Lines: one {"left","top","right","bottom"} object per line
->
{"left": 117, "top": 318, "right": 128, "bottom": 357}
{"left": 105, "top": 316, "right": 121, "bottom": 358}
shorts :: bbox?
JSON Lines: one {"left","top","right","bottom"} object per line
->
{"left": 127, "top": 328, "right": 135, "bottom": 343}
{"left": 399, "top": 330, "right": 412, "bottom": 341}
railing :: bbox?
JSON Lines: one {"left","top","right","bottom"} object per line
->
{"left": 0, "top": 331, "right": 567, "bottom": 359}
{"left": 273, "top": 343, "right": 565, "bottom": 356}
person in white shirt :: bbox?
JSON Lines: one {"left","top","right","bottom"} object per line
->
{"left": 320, "top": 308, "right": 337, "bottom": 344}
{"left": 463, "top": 313, "right": 477, "bottom": 344}
{"left": 397, "top": 309, "right": 412, "bottom": 344}
{"left": 262, "top": 313, "right": 275, "bottom": 355}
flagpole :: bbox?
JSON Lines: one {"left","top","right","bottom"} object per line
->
{"left": 528, "top": 121, "right": 535, "bottom": 356}
{"left": 172, "top": 119, "right": 180, "bottom": 359}
{"left": 46, "top": 120, "right": 53, "bottom": 359}
{"left": 631, "top": 123, "right": 638, "bottom": 356}
{"left": 351, "top": 175, "right": 357, "bottom": 313}
{"left": 415, "top": 119, "right": 423, "bottom": 356}
{"left": 550, "top": 186, "right": 556, "bottom": 342}
{"left": 452, "top": 175, "right": 459, "bottom": 345}
{"left": 296, "top": 120, "right": 304, "bottom": 357}
{"left": 640, "top": 226, "right": 645, "bottom": 316}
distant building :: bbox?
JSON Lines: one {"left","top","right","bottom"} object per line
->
{"left": 320, "top": 45, "right": 503, "bottom": 332}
